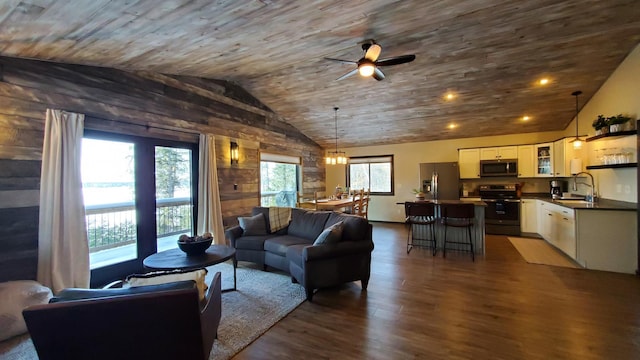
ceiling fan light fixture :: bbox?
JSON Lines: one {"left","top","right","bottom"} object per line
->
{"left": 358, "top": 63, "right": 375, "bottom": 77}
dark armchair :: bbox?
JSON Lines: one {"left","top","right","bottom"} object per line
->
{"left": 22, "top": 272, "right": 222, "bottom": 360}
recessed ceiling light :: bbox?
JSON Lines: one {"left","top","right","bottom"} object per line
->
{"left": 522, "top": 115, "right": 530, "bottom": 121}
{"left": 538, "top": 78, "right": 550, "bottom": 85}
{"left": 448, "top": 123, "right": 457, "bottom": 129}
{"left": 444, "top": 92, "right": 456, "bottom": 101}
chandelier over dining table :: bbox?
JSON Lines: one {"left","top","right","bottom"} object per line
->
{"left": 325, "top": 106, "right": 347, "bottom": 165}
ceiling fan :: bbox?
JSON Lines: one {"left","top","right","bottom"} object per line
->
{"left": 325, "top": 39, "right": 416, "bottom": 81}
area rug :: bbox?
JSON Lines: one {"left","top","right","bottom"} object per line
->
{"left": 508, "top": 237, "right": 579, "bottom": 269}
{"left": 0, "top": 261, "right": 306, "bottom": 360}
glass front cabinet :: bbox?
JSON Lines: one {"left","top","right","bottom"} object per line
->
{"left": 534, "top": 143, "right": 553, "bottom": 177}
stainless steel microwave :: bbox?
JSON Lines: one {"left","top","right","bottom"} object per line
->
{"left": 480, "top": 159, "right": 518, "bottom": 177}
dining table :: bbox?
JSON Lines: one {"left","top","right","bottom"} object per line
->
{"left": 311, "top": 197, "right": 355, "bottom": 211}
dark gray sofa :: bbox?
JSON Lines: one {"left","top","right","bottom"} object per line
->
{"left": 225, "top": 207, "right": 374, "bottom": 301}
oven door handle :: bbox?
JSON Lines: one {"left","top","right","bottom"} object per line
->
{"left": 504, "top": 199, "right": 521, "bottom": 203}
{"left": 482, "top": 199, "right": 497, "bottom": 202}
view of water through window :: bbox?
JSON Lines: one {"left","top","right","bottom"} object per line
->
{"left": 81, "top": 138, "right": 194, "bottom": 270}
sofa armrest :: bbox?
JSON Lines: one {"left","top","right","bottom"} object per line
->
{"left": 303, "top": 240, "right": 374, "bottom": 262}
{"left": 225, "top": 225, "right": 244, "bottom": 246}
{"left": 200, "top": 272, "right": 221, "bottom": 355}
{"left": 50, "top": 281, "right": 198, "bottom": 303}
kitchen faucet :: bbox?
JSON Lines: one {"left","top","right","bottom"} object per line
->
{"left": 572, "top": 171, "right": 596, "bottom": 202}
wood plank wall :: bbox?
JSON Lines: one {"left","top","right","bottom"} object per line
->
{"left": 0, "top": 56, "right": 325, "bottom": 282}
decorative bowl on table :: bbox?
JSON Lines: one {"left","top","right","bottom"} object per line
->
{"left": 177, "top": 233, "right": 213, "bottom": 256}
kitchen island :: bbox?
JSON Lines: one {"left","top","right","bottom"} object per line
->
{"left": 400, "top": 200, "right": 486, "bottom": 255}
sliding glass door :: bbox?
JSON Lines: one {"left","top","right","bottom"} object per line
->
{"left": 82, "top": 131, "right": 198, "bottom": 286}
{"left": 155, "top": 146, "right": 194, "bottom": 252}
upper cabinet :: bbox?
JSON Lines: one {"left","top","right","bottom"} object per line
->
{"left": 459, "top": 148, "right": 480, "bottom": 179}
{"left": 534, "top": 143, "right": 553, "bottom": 177}
{"left": 517, "top": 145, "right": 534, "bottom": 178}
{"left": 553, "top": 138, "right": 582, "bottom": 177}
{"left": 480, "top": 146, "right": 518, "bottom": 160}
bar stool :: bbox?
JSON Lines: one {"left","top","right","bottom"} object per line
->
{"left": 404, "top": 202, "right": 437, "bottom": 255}
{"left": 440, "top": 203, "right": 475, "bottom": 261}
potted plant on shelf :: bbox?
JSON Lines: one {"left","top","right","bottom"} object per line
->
{"left": 592, "top": 115, "right": 608, "bottom": 135}
{"left": 607, "top": 114, "right": 632, "bottom": 133}
{"left": 412, "top": 188, "right": 425, "bottom": 200}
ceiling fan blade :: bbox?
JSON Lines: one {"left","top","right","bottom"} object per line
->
{"left": 336, "top": 68, "right": 359, "bottom": 80}
{"left": 325, "top": 57, "right": 357, "bottom": 65}
{"left": 364, "top": 44, "right": 381, "bottom": 62}
{"left": 372, "top": 67, "right": 385, "bottom": 81}
{"left": 375, "top": 54, "right": 416, "bottom": 67}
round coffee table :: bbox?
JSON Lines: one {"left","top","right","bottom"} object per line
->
{"left": 143, "top": 244, "right": 236, "bottom": 291}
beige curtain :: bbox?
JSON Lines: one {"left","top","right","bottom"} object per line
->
{"left": 38, "top": 109, "right": 89, "bottom": 293}
{"left": 197, "top": 134, "right": 225, "bottom": 245}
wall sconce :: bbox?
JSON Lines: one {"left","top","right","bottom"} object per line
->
{"left": 230, "top": 141, "right": 239, "bottom": 165}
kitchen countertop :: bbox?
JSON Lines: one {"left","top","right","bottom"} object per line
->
{"left": 521, "top": 194, "right": 637, "bottom": 211}
{"left": 400, "top": 199, "right": 487, "bottom": 206}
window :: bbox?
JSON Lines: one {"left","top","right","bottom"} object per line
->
{"left": 82, "top": 130, "right": 198, "bottom": 286}
{"left": 347, "top": 155, "right": 394, "bottom": 195}
{"left": 260, "top": 152, "right": 301, "bottom": 208}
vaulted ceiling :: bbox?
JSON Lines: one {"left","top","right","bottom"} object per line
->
{"left": 1, "top": 0, "right": 639, "bottom": 149}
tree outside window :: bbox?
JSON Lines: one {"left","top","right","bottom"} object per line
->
{"left": 260, "top": 153, "right": 301, "bottom": 207}
{"left": 347, "top": 155, "right": 394, "bottom": 195}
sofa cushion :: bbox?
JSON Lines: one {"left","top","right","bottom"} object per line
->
{"left": 313, "top": 221, "right": 344, "bottom": 245}
{"left": 264, "top": 235, "right": 314, "bottom": 256}
{"left": 286, "top": 244, "right": 307, "bottom": 268}
{"left": 234, "top": 234, "right": 272, "bottom": 251}
{"left": 0, "top": 280, "right": 52, "bottom": 341}
{"left": 326, "top": 212, "right": 369, "bottom": 242}
{"left": 288, "top": 208, "right": 331, "bottom": 241}
{"left": 238, "top": 213, "right": 267, "bottom": 236}
{"left": 125, "top": 268, "right": 208, "bottom": 301}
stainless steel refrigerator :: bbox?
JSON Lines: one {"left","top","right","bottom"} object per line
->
{"left": 419, "top": 162, "right": 461, "bottom": 200}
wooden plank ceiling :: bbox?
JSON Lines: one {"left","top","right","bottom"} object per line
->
{"left": 0, "top": 0, "right": 639, "bottom": 149}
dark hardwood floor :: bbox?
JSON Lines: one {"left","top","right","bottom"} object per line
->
{"left": 235, "top": 222, "right": 640, "bottom": 359}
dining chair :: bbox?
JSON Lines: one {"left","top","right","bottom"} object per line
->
{"left": 404, "top": 201, "right": 437, "bottom": 255}
{"left": 297, "top": 192, "right": 316, "bottom": 210}
{"left": 358, "top": 192, "right": 370, "bottom": 219}
{"left": 440, "top": 203, "right": 475, "bottom": 261}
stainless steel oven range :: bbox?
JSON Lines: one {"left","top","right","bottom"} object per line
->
{"left": 479, "top": 184, "right": 521, "bottom": 236}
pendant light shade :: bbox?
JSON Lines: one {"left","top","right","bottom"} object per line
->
{"left": 569, "top": 90, "right": 584, "bottom": 149}
{"left": 325, "top": 107, "right": 347, "bottom": 165}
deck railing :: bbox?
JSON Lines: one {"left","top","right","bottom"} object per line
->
{"left": 261, "top": 190, "right": 297, "bottom": 208}
{"left": 85, "top": 197, "right": 192, "bottom": 252}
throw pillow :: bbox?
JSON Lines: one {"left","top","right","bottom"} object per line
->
{"left": 0, "top": 280, "right": 52, "bottom": 341}
{"left": 238, "top": 213, "right": 268, "bottom": 236}
{"left": 313, "top": 221, "right": 344, "bottom": 245}
{"left": 125, "top": 268, "right": 208, "bottom": 301}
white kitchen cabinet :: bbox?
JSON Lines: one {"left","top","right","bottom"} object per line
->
{"left": 536, "top": 200, "right": 576, "bottom": 259}
{"left": 480, "top": 146, "right": 518, "bottom": 160}
{"left": 537, "top": 200, "right": 549, "bottom": 237}
{"left": 534, "top": 143, "right": 553, "bottom": 177}
{"left": 554, "top": 206, "right": 576, "bottom": 259}
{"left": 553, "top": 138, "right": 583, "bottom": 177}
{"left": 520, "top": 199, "right": 537, "bottom": 233}
{"left": 459, "top": 148, "right": 480, "bottom": 179}
{"left": 517, "top": 145, "right": 534, "bottom": 178}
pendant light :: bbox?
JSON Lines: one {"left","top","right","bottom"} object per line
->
{"left": 325, "top": 107, "right": 347, "bottom": 165}
{"left": 569, "top": 90, "right": 584, "bottom": 149}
